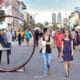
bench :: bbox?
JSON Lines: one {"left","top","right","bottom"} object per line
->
{"left": 0, "top": 48, "right": 11, "bottom": 64}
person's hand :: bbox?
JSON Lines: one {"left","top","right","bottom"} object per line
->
{"left": 71, "top": 51, "right": 74, "bottom": 57}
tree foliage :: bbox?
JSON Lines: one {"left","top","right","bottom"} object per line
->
{"left": 52, "top": 24, "right": 59, "bottom": 30}
{"left": 0, "top": 10, "right": 5, "bottom": 22}
{"left": 34, "top": 23, "right": 43, "bottom": 29}
{"left": 21, "top": 22, "right": 28, "bottom": 30}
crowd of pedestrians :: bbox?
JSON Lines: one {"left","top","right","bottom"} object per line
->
{"left": 0, "top": 30, "right": 12, "bottom": 64}
{"left": 0, "top": 27, "right": 80, "bottom": 78}
{"left": 12, "top": 29, "right": 32, "bottom": 46}
{"left": 39, "top": 27, "right": 80, "bottom": 77}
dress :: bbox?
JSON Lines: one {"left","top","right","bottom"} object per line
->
{"left": 62, "top": 39, "right": 73, "bottom": 61}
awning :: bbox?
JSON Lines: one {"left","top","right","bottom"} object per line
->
{"left": 0, "top": 24, "right": 7, "bottom": 29}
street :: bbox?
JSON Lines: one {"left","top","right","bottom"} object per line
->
{"left": 0, "top": 41, "right": 79, "bottom": 80}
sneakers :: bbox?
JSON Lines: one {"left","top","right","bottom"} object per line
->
{"left": 17, "top": 68, "right": 24, "bottom": 72}
{"left": 43, "top": 73, "right": 47, "bottom": 77}
{"left": 65, "top": 73, "right": 69, "bottom": 77}
{"left": 43, "top": 70, "right": 51, "bottom": 77}
{"left": 58, "top": 58, "right": 63, "bottom": 63}
{"left": 47, "top": 70, "right": 51, "bottom": 75}
{"left": 60, "top": 58, "right": 63, "bottom": 63}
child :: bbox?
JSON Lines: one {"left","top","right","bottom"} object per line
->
{"left": 61, "top": 30, "right": 74, "bottom": 77}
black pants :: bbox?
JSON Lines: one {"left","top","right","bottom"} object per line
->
{"left": 73, "top": 39, "right": 75, "bottom": 50}
{"left": 0, "top": 50, "right": 11, "bottom": 64}
{"left": 18, "top": 39, "right": 21, "bottom": 45}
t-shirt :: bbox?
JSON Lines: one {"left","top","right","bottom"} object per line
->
{"left": 21, "top": 32, "right": 24, "bottom": 37}
{"left": 6, "top": 32, "right": 12, "bottom": 43}
{"left": 25, "top": 31, "right": 31, "bottom": 39}
{"left": 55, "top": 32, "right": 64, "bottom": 47}
{"left": 71, "top": 31, "right": 75, "bottom": 39}
{"left": 52, "top": 31, "right": 55, "bottom": 37}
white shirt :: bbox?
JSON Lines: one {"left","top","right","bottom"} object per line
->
{"left": 52, "top": 31, "right": 55, "bottom": 37}
{"left": 6, "top": 32, "right": 12, "bottom": 43}
{"left": 71, "top": 31, "right": 75, "bottom": 39}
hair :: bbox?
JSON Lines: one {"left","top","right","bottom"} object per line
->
{"left": 76, "top": 31, "right": 79, "bottom": 39}
{"left": 64, "top": 30, "right": 72, "bottom": 40}
{"left": 72, "top": 28, "right": 75, "bottom": 31}
{"left": 43, "top": 28, "right": 48, "bottom": 34}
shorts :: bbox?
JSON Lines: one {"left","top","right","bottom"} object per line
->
{"left": 57, "top": 46, "right": 61, "bottom": 53}
{"left": 26, "top": 38, "right": 29, "bottom": 41}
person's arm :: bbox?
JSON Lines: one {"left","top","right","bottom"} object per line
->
{"left": 39, "top": 37, "right": 43, "bottom": 47}
{"left": 46, "top": 37, "right": 54, "bottom": 46}
{"left": 53, "top": 34, "right": 56, "bottom": 47}
{"left": 60, "top": 41, "right": 64, "bottom": 57}
{"left": 71, "top": 40, "right": 74, "bottom": 56}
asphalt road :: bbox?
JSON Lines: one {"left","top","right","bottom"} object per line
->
{"left": 0, "top": 41, "right": 80, "bottom": 80}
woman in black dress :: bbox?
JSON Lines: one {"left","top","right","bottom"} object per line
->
{"left": 61, "top": 30, "right": 74, "bottom": 77}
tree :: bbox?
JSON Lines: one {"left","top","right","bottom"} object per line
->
{"left": 52, "top": 24, "right": 59, "bottom": 30}
{"left": 0, "top": 10, "right": 5, "bottom": 22}
{"left": 74, "top": 23, "right": 78, "bottom": 28}
{"left": 34, "top": 23, "right": 43, "bottom": 29}
{"left": 21, "top": 22, "right": 28, "bottom": 30}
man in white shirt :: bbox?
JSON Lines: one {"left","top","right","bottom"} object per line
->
{"left": 71, "top": 28, "right": 76, "bottom": 49}
{"left": 6, "top": 30, "right": 12, "bottom": 44}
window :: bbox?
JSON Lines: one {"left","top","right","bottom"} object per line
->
{"left": 0, "top": 10, "right": 5, "bottom": 22}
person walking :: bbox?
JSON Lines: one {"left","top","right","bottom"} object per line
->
{"left": 0, "top": 31, "right": 3, "bottom": 63}
{"left": 54, "top": 29, "right": 64, "bottom": 62}
{"left": 77, "top": 30, "right": 80, "bottom": 50}
{"left": 6, "top": 29, "right": 12, "bottom": 47}
{"left": 21, "top": 30, "right": 24, "bottom": 42}
{"left": 25, "top": 29, "right": 31, "bottom": 46}
{"left": 71, "top": 28, "right": 76, "bottom": 49}
{"left": 34, "top": 29, "right": 39, "bottom": 47}
{"left": 40, "top": 28, "right": 53, "bottom": 77}
{"left": 0, "top": 30, "right": 12, "bottom": 64}
{"left": 61, "top": 30, "right": 74, "bottom": 77}
{"left": 75, "top": 31, "right": 79, "bottom": 48}
{"left": 18, "top": 31, "right": 22, "bottom": 46}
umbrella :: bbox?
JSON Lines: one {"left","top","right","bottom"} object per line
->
{"left": 75, "top": 26, "right": 80, "bottom": 29}
{"left": 34, "top": 27, "right": 41, "bottom": 31}
{"left": 0, "top": 24, "right": 7, "bottom": 29}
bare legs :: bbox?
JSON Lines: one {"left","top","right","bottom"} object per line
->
{"left": 26, "top": 39, "right": 30, "bottom": 46}
{"left": 64, "top": 61, "right": 71, "bottom": 77}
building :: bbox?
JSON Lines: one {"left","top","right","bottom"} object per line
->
{"left": 18, "top": 1, "right": 27, "bottom": 30}
{"left": 52, "top": 13, "right": 56, "bottom": 24}
{"left": 57, "top": 13, "right": 62, "bottom": 24}
{"left": 63, "top": 18, "right": 70, "bottom": 27}
{"left": 74, "top": 7, "right": 80, "bottom": 12}
{"left": 0, "top": 0, "right": 27, "bottom": 31}
{"left": 69, "top": 11, "right": 79, "bottom": 28}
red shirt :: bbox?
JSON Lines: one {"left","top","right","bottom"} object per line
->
{"left": 54, "top": 32, "right": 64, "bottom": 47}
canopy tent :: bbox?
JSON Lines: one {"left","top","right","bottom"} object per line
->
{"left": 75, "top": 26, "right": 80, "bottom": 29}
{"left": 0, "top": 24, "right": 7, "bottom": 29}
{"left": 34, "top": 27, "right": 41, "bottom": 31}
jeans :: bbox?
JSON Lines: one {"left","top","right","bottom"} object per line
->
{"left": 42, "top": 53, "right": 51, "bottom": 74}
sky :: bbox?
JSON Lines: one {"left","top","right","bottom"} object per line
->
{"left": 21, "top": 0, "right": 80, "bottom": 23}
